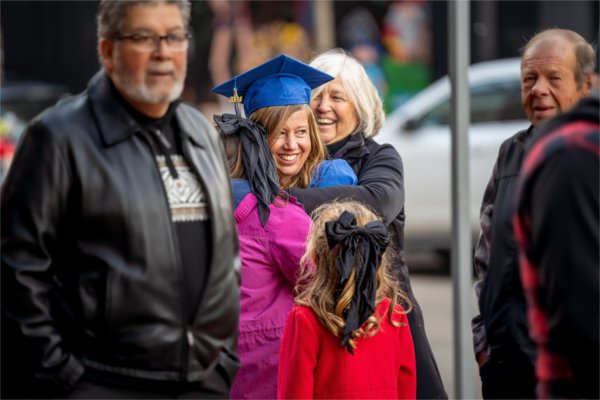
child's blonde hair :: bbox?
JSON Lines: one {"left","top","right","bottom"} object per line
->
{"left": 296, "top": 200, "right": 411, "bottom": 351}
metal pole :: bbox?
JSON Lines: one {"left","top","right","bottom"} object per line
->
{"left": 448, "top": 1, "right": 475, "bottom": 398}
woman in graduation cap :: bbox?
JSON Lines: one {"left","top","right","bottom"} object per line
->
{"left": 212, "top": 54, "right": 357, "bottom": 400}
{"left": 285, "top": 49, "right": 448, "bottom": 399}
{"left": 212, "top": 54, "right": 358, "bottom": 190}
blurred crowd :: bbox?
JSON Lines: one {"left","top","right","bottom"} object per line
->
{"left": 1, "top": 1, "right": 434, "bottom": 183}
{"left": 197, "top": 0, "right": 432, "bottom": 114}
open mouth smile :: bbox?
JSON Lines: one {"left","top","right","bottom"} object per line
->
{"left": 278, "top": 154, "right": 299, "bottom": 163}
{"left": 317, "top": 118, "right": 336, "bottom": 125}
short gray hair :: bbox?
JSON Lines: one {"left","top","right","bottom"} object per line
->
{"left": 309, "top": 49, "right": 385, "bottom": 138}
{"left": 521, "top": 28, "right": 596, "bottom": 90}
{"left": 97, "top": 0, "right": 191, "bottom": 41}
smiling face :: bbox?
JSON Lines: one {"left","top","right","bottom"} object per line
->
{"left": 310, "top": 78, "right": 359, "bottom": 144}
{"left": 521, "top": 35, "right": 589, "bottom": 127}
{"left": 268, "top": 109, "right": 312, "bottom": 187}
{"left": 99, "top": 3, "right": 188, "bottom": 117}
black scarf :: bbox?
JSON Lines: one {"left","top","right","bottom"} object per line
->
{"left": 325, "top": 210, "right": 390, "bottom": 353}
{"left": 214, "top": 113, "right": 280, "bottom": 226}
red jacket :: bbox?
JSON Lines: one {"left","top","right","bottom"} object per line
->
{"left": 278, "top": 298, "right": 416, "bottom": 399}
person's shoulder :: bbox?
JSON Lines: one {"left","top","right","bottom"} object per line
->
{"left": 273, "top": 195, "right": 310, "bottom": 215}
{"left": 177, "top": 103, "right": 212, "bottom": 127}
{"left": 231, "top": 179, "right": 254, "bottom": 211}
{"left": 289, "top": 305, "right": 318, "bottom": 322}
{"left": 284, "top": 306, "right": 323, "bottom": 341}
{"left": 176, "top": 103, "right": 220, "bottom": 144}
{"left": 310, "top": 159, "right": 358, "bottom": 188}
{"left": 502, "top": 126, "right": 531, "bottom": 148}
{"left": 364, "top": 136, "right": 401, "bottom": 157}
{"left": 524, "top": 122, "right": 599, "bottom": 179}
{"left": 292, "top": 306, "right": 323, "bottom": 331}
{"left": 360, "top": 138, "right": 403, "bottom": 171}
{"left": 376, "top": 297, "right": 392, "bottom": 314}
{"left": 363, "top": 136, "right": 382, "bottom": 150}
{"left": 26, "top": 92, "right": 89, "bottom": 141}
{"left": 269, "top": 195, "right": 310, "bottom": 222}
{"left": 39, "top": 92, "right": 87, "bottom": 123}
{"left": 267, "top": 196, "right": 311, "bottom": 231}
{"left": 494, "top": 126, "right": 532, "bottom": 161}
{"left": 377, "top": 297, "right": 410, "bottom": 324}
{"left": 178, "top": 102, "right": 205, "bottom": 115}
{"left": 500, "top": 125, "right": 533, "bottom": 147}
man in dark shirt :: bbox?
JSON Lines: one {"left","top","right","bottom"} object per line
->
{"left": 1, "top": 1, "right": 240, "bottom": 398}
{"left": 472, "top": 28, "right": 595, "bottom": 399}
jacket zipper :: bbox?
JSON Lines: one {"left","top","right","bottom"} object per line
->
{"left": 181, "top": 135, "right": 214, "bottom": 309}
{"left": 140, "top": 129, "right": 190, "bottom": 382}
{"left": 180, "top": 132, "right": 216, "bottom": 381}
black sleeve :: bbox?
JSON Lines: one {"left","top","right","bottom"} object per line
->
{"left": 1, "top": 120, "right": 84, "bottom": 395}
{"left": 289, "top": 142, "right": 404, "bottom": 225}
{"left": 528, "top": 149, "right": 599, "bottom": 357}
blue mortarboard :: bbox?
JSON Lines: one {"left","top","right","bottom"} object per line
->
{"left": 212, "top": 54, "right": 334, "bottom": 117}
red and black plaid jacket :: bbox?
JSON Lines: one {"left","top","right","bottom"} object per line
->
{"left": 514, "top": 95, "right": 599, "bottom": 399}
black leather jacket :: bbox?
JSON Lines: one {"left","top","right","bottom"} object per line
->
{"left": 478, "top": 127, "right": 536, "bottom": 363}
{"left": 1, "top": 72, "right": 240, "bottom": 394}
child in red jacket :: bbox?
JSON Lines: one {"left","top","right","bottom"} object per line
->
{"left": 278, "top": 200, "right": 416, "bottom": 399}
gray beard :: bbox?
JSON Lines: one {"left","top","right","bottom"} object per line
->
{"left": 113, "top": 72, "right": 185, "bottom": 105}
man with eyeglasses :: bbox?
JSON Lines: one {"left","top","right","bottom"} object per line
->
{"left": 1, "top": 1, "right": 240, "bottom": 398}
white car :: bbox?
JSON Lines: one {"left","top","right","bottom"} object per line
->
{"left": 376, "top": 58, "right": 529, "bottom": 253}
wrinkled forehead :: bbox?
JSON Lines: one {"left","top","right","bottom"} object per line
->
{"left": 521, "top": 44, "right": 578, "bottom": 81}
{"left": 522, "top": 36, "right": 576, "bottom": 66}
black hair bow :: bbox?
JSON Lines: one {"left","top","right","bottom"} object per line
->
{"left": 325, "top": 210, "right": 389, "bottom": 353}
{"left": 214, "top": 113, "right": 280, "bottom": 226}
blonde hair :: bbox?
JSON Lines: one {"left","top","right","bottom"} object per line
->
{"left": 250, "top": 104, "right": 326, "bottom": 189}
{"left": 309, "top": 48, "right": 385, "bottom": 138}
{"left": 296, "top": 200, "right": 411, "bottom": 351}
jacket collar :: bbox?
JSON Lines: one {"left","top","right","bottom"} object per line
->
{"left": 88, "top": 71, "right": 204, "bottom": 148}
{"left": 330, "top": 131, "right": 369, "bottom": 160}
{"left": 515, "top": 124, "right": 535, "bottom": 146}
{"left": 173, "top": 102, "right": 205, "bottom": 148}
{"left": 88, "top": 71, "right": 141, "bottom": 147}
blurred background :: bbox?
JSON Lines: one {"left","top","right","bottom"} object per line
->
{"left": 1, "top": 1, "right": 598, "bottom": 396}
{"left": 2, "top": 1, "right": 597, "bottom": 111}
{"left": 1, "top": 0, "right": 598, "bottom": 264}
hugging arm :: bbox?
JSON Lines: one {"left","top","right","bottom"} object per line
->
{"left": 289, "top": 143, "right": 404, "bottom": 224}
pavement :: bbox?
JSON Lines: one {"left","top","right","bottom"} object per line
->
{"left": 409, "top": 254, "right": 483, "bottom": 399}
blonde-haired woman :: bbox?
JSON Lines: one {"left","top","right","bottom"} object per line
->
{"left": 213, "top": 54, "right": 358, "bottom": 191}
{"left": 278, "top": 200, "right": 416, "bottom": 399}
{"left": 212, "top": 54, "right": 357, "bottom": 400}
{"left": 287, "top": 48, "right": 447, "bottom": 399}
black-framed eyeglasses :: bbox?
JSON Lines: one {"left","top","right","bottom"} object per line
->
{"left": 114, "top": 32, "right": 191, "bottom": 52}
